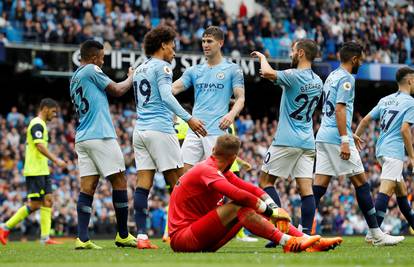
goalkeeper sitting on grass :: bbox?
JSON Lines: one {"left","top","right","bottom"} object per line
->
{"left": 168, "top": 134, "right": 342, "bottom": 253}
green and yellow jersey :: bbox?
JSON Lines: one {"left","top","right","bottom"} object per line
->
{"left": 23, "top": 117, "right": 50, "bottom": 176}
{"left": 228, "top": 124, "right": 240, "bottom": 173}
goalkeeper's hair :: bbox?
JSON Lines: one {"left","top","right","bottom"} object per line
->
{"left": 213, "top": 134, "right": 241, "bottom": 157}
{"left": 396, "top": 67, "right": 414, "bottom": 84}
{"left": 339, "top": 42, "right": 363, "bottom": 62}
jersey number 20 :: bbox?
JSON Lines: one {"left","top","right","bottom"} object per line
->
{"left": 289, "top": 94, "right": 319, "bottom": 122}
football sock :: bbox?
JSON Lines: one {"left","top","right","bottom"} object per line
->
{"left": 77, "top": 192, "right": 93, "bottom": 242}
{"left": 313, "top": 185, "right": 327, "bottom": 209}
{"left": 40, "top": 206, "right": 52, "bottom": 240}
{"left": 237, "top": 207, "right": 288, "bottom": 245}
{"left": 374, "top": 192, "right": 389, "bottom": 227}
{"left": 300, "top": 195, "right": 315, "bottom": 235}
{"left": 134, "top": 187, "right": 149, "bottom": 235}
{"left": 112, "top": 190, "right": 129, "bottom": 239}
{"left": 355, "top": 183, "right": 379, "bottom": 228}
{"left": 288, "top": 224, "right": 305, "bottom": 237}
{"left": 397, "top": 196, "right": 414, "bottom": 229}
{"left": 5, "top": 205, "right": 31, "bottom": 229}
{"left": 263, "top": 186, "right": 281, "bottom": 207}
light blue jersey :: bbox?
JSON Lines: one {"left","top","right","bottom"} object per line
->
{"left": 180, "top": 59, "right": 244, "bottom": 135}
{"left": 369, "top": 91, "right": 414, "bottom": 161}
{"left": 316, "top": 67, "right": 355, "bottom": 146}
{"left": 272, "top": 68, "right": 323, "bottom": 150}
{"left": 70, "top": 64, "right": 115, "bottom": 143}
{"left": 134, "top": 58, "right": 191, "bottom": 134}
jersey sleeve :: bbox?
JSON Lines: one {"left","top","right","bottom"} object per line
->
{"left": 30, "top": 123, "right": 46, "bottom": 144}
{"left": 90, "top": 65, "right": 112, "bottom": 91}
{"left": 200, "top": 167, "right": 227, "bottom": 187}
{"left": 208, "top": 179, "right": 259, "bottom": 210}
{"left": 275, "top": 69, "right": 295, "bottom": 89}
{"left": 368, "top": 103, "right": 381, "bottom": 120}
{"left": 403, "top": 106, "right": 414, "bottom": 124}
{"left": 226, "top": 172, "right": 266, "bottom": 198}
{"left": 336, "top": 76, "right": 353, "bottom": 104}
{"left": 180, "top": 67, "right": 194, "bottom": 89}
{"left": 231, "top": 66, "right": 245, "bottom": 89}
{"left": 156, "top": 62, "right": 173, "bottom": 87}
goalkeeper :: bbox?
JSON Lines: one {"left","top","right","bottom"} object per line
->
{"left": 168, "top": 134, "right": 339, "bottom": 253}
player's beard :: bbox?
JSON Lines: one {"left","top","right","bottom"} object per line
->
{"left": 291, "top": 55, "right": 299, "bottom": 68}
{"left": 351, "top": 64, "right": 359, "bottom": 74}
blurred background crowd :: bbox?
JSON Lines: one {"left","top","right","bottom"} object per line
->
{"left": 0, "top": 0, "right": 413, "bottom": 63}
{"left": 1, "top": 100, "right": 413, "bottom": 239}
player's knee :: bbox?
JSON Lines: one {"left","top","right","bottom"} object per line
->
{"left": 109, "top": 172, "right": 127, "bottom": 190}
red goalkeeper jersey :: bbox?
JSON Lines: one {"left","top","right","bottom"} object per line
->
{"left": 168, "top": 156, "right": 266, "bottom": 237}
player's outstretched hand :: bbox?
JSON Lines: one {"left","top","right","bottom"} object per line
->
{"left": 340, "top": 142, "right": 350, "bottom": 160}
{"left": 250, "top": 51, "right": 266, "bottom": 62}
{"left": 188, "top": 117, "right": 207, "bottom": 137}
{"left": 55, "top": 158, "right": 67, "bottom": 168}
{"left": 127, "top": 67, "right": 135, "bottom": 77}
{"left": 219, "top": 113, "right": 235, "bottom": 130}
{"left": 353, "top": 134, "right": 364, "bottom": 152}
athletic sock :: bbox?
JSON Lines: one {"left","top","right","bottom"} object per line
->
{"left": 300, "top": 195, "right": 315, "bottom": 235}
{"left": 237, "top": 207, "right": 289, "bottom": 245}
{"left": 355, "top": 183, "right": 379, "bottom": 228}
{"left": 397, "top": 196, "right": 414, "bottom": 229}
{"left": 263, "top": 186, "right": 281, "bottom": 207}
{"left": 134, "top": 187, "right": 149, "bottom": 235}
{"left": 77, "top": 192, "right": 93, "bottom": 242}
{"left": 374, "top": 192, "right": 389, "bottom": 227}
{"left": 113, "top": 190, "right": 129, "bottom": 238}
{"left": 313, "top": 185, "right": 327, "bottom": 209}
{"left": 5, "top": 205, "right": 31, "bottom": 229}
{"left": 40, "top": 207, "right": 52, "bottom": 240}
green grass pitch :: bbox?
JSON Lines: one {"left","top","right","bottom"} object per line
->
{"left": 1, "top": 237, "right": 414, "bottom": 267}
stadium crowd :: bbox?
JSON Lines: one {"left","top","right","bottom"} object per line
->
{"left": 0, "top": 0, "right": 413, "bottom": 63}
{"left": 0, "top": 100, "right": 413, "bottom": 239}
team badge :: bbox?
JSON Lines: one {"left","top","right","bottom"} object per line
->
{"left": 35, "top": 131, "right": 43, "bottom": 138}
{"left": 216, "top": 72, "right": 225, "bottom": 80}
{"left": 343, "top": 82, "right": 352, "bottom": 91}
{"left": 163, "top": 66, "right": 172, "bottom": 75}
{"left": 94, "top": 65, "right": 103, "bottom": 73}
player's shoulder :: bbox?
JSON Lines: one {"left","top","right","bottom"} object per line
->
{"left": 152, "top": 58, "right": 173, "bottom": 75}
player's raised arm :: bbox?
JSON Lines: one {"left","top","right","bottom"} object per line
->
{"left": 250, "top": 51, "right": 277, "bottom": 81}
{"left": 105, "top": 67, "right": 134, "bottom": 97}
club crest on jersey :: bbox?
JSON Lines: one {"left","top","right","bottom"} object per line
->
{"left": 94, "top": 65, "right": 103, "bottom": 73}
{"left": 35, "top": 131, "right": 42, "bottom": 138}
{"left": 163, "top": 66, "right": 172, "bottom": 75}
{"left": 216, "top": 72, "right": 225, "bottom": 80}
{"left": 343, "top": 82, "right": 352, "bottom": 91}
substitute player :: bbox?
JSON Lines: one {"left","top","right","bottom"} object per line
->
{"left": 168, "top": 134, "right": 342, "bottom": 253}
{"left": 314, "top": 41, "right": 404, "bottom": 245}
{"left": 132, "top": 25, "right": 206, "bottom": 249}
{"left": 172, "top": 26, "right": 245, "bottom": 173}
{"left": 70, "top": 40, "right": 136, "bottom": 249}
{"left": 355, "top": 67, "right": 414, "bottom": 240}
{"left": 0, "top": 98, "right": 66, "bottom": 245}
{"left": 251, "top": 39, "right": 323, "bottom": 235}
